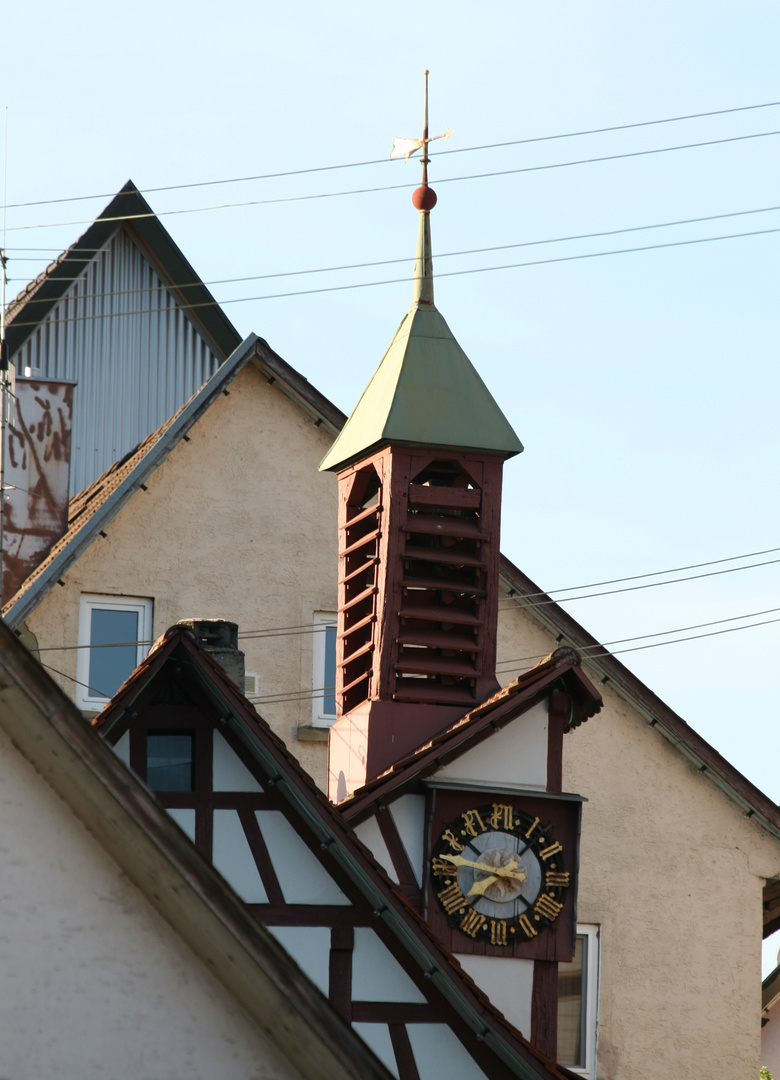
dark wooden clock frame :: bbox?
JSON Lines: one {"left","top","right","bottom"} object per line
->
{"left": 424, "top": 787, "right": 582, "bottom": 963}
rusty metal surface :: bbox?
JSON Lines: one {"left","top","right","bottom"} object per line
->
{"left": 2, "top": 379, "right": 74, "bottom": 602}
{"left": 8, "top": 226, "right": 221, "bottom": 496}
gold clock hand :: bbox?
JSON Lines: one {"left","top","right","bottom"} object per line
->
{"left": 466, "top": 874, "right": 500, "bottom": 897}
{"left": 440, "top": 853, "right": 527, "bottom": 883}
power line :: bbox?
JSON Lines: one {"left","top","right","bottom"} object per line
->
{"left": 37, "top": 599, "right": 780, "bottom": 703}
{"left": 7, "top": 98, "right": 780, "bottom": 211}
{"left": 247, "top": 612, "right": 780, "bottom": 706}
{"left": 41, "top": 604, "right": 780, "bottom": 707}
{"left": 6, "top": 127, "right": 780, "bottom": 236}
{"left": 500, "top": 554, "right": 780, "bottom": 609}
{"left": 8, "top": 201, "right": 780, "bottom": 312}
{"left": 5, "top": 221, "right": 780, "bottom": 329}
{"left": 30, "top": 545, "right": 780, "bottom": 656}
{"left": 35, "top": 623, "right": 333, "bottom": 652}
{"left": 496, "top": 603, "right": 780, "bottom": 671}
{"left": 499, "top": 544, "right": 780, "bottom": 602}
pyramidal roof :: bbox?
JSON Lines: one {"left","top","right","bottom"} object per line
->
{"left": 320, "top": 155, "right": 523, "bottom": 472}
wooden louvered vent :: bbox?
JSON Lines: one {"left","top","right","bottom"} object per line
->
{"left": 395, "top": 460, "right": 485, "bottom": 706}
{"left": 338, "top": 466, "right": 381, "bottom": 714}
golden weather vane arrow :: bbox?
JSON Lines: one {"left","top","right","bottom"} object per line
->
{"left": 390, "top": 70, "right": 452, "bottom": 163}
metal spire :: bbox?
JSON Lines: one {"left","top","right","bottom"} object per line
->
{"left": 390, "top": 71, "right": 451, "bottom": 308}
{"left": 320, "top": 80, "right": 522, "bottom": 475}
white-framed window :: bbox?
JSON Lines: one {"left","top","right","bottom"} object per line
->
{"left": 76, "top": 594, "right": 153, "bottom": 709}
{"left": 558, "top": 924, "right": 600, "bottom": 1078}
{"left": 311, "top": 613, "right": 337, "bottom": 727}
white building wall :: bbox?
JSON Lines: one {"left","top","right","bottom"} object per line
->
{"left": 0, "top": 727, "right": 301, "bottom": 1080}
{"left": 432, "top": 698, "right": 549, "bottom": 791}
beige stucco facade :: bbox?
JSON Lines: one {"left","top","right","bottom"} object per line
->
{"left": 498, "top": 599, "right": 780, "bottom": 1079}
{"left": 25, "top": 362, "right": 339, "bottom": 780}
{"left": 18, "top": 359, "right": 780, "bottom": 1078}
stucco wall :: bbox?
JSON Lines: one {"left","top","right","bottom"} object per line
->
{"left": 497, "top": 595, "right": 780, "bottom": 1080}
{"left": 21, "top": 360, "right": 780, "bottom": 1077}
{"left": 26, "top": 362, "right": 339, "bottom": 782}
{"left": 0, "top": 725, "right": 301, "bottom": 1080}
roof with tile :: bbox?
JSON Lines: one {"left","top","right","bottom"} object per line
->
{"left": 2, "top": 332, "right": 347, "bottom": 628}
{"left": 0, "top": 617, "right": 396, "bottom": 1080}
{"left": 93, "top": 623, "right": 581, "bottom": 1080}
{"left": 336, "top": 646, "right": 602, "bottom": 822}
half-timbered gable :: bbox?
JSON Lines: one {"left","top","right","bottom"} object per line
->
{"left": 94, "top": 623, "right": 580, "bottom": 1080}
{"left": 0, "top": 616, "right": 394, "bottom": 1080}
{"left": 336, "top": 648, "right": 601, "bottom": 1053}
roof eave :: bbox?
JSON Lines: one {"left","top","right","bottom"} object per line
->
{"left": 95, "top": 629, "right": 578, "bottom": 1080}
{"left": 0, "top": 621, "right": 394, "bottom": 1080}
{"left": 338, "top": 656, "right": 602, "bottom": 822}
{"left": 5, "top": 180, "right": 242, "bottom": 363}
{"left": 498, "top": 554, "right": 780, "bottom": 846}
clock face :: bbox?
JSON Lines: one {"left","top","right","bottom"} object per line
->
{"left": 430, "top": 802, "right": 570, "bottom": 947}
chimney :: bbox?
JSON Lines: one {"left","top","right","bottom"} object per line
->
{"left": 175, "top": 619, "right": 245, "bottom": 689}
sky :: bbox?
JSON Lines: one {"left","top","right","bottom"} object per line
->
{"left": 4, "top": 0, "right": 780, "bottom": 961}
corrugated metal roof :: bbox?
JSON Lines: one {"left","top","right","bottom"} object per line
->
{"left": 5, "top": 181, "right": 243, "bottom": 495}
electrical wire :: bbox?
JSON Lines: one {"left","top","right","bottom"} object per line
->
{"left": 41, "top": 601, "right": 780, "bottom": 706}
{"left": 7, "top": 98, "right": 780, "bottom": 211}
{"left": 6, "top": 127, "right": 780, "bottom": 236}
{"left": 40, "top": 660, "right": 110, "bottom": 699}
{"left": 496, "top": 603, "right": 780, "bottom": 671}
{"left": 242, "top": 611, "right": 780, "bottom": 704}
{"left": 499, "top": 544, "right": 780, "bottom": 600}
{"left": 29, "top": 541, "right": 780, "bottom": 659}
{"left": 8, "top": 201, "right": 780, "bottom": 310}
{"left": 247, "top": 612, "right": 780, "bottom": 705}
{"left": 34, "top": 623, "right": 334, "bottom": 652}
{"left": 37, "top": 598, "right": 780, "bottom": 707}
{"left": 5, "top": 221, "right": 780, "bottom": 328}
{"left": 500, "top": 554, "right": 780, "bottom": 609}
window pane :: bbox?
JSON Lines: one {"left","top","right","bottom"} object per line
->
{"left": 147, "top": 733, "right": 194, "bottom": 792}
{"left": 323, "top": 623, "right": 337, "bottom": 716}
{"left": 558, "top": 934, "right": 587, "bottom": 1067}
{"left": 88, "top": 608, "right": 139, "bottom": 699}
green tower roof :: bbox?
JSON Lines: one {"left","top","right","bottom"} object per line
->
{"left": 320, "top": 165, "right": 523, "bottom": 473}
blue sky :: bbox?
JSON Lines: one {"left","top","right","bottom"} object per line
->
{"left": 4, "top": 2, "right": 780, "bottom": 962}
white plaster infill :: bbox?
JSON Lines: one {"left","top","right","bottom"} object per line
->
{"left": 430, "top": 698, "right": 549, "bottom": 791}
{"left": 0, "top": 622, "right": 393, "bottom": 1080}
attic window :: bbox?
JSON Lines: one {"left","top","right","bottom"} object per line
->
{"left": 146, "top": 731, "right": 194, "bottom": 792}
{"left": 76, "top": 594, "right": 153, "bottom": 709}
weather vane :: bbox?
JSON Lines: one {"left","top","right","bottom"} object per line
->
{"left": 390, "top": 70, "right": 452, "bottom": 183}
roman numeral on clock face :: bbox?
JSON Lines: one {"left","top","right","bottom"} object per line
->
{"left": 441, "top": 829, "right": 464, "bottom": 853}
{"left": 460, "top": 909, "right": 487, "bottom": 938}
{"left": 461, "top": 809, "right": 485, "bottom": 836}
{"left": 546, "top": 871, "right": 570, "bottom": 887}
{"left": 487, "top": 803, "right": 514, "bottom": 830}
{"left": 539, "top": 841, "right": 562, "bottom": 861}
{"left": 490, "top": 919, "right": 507, "bottom": 945}
{"left": 534, "top": 893, "right": 564, "bottom": 920}
{"left": 438, "top": 882, "right": 467, "bottom": 915}
{"left": 518, "top": 913, "right": 538, "bottom": 939}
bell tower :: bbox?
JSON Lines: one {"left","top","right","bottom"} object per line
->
{"left": 322, "top": 74, "right": 523, "bottom": 801}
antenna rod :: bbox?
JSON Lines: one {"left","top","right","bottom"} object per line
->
{"left": 421, "top": 69, "right": 430, "bottom": 187}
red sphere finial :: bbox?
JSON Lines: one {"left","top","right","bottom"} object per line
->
{"left": 412, "top": 185, "right": 437, "bottom": 211}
